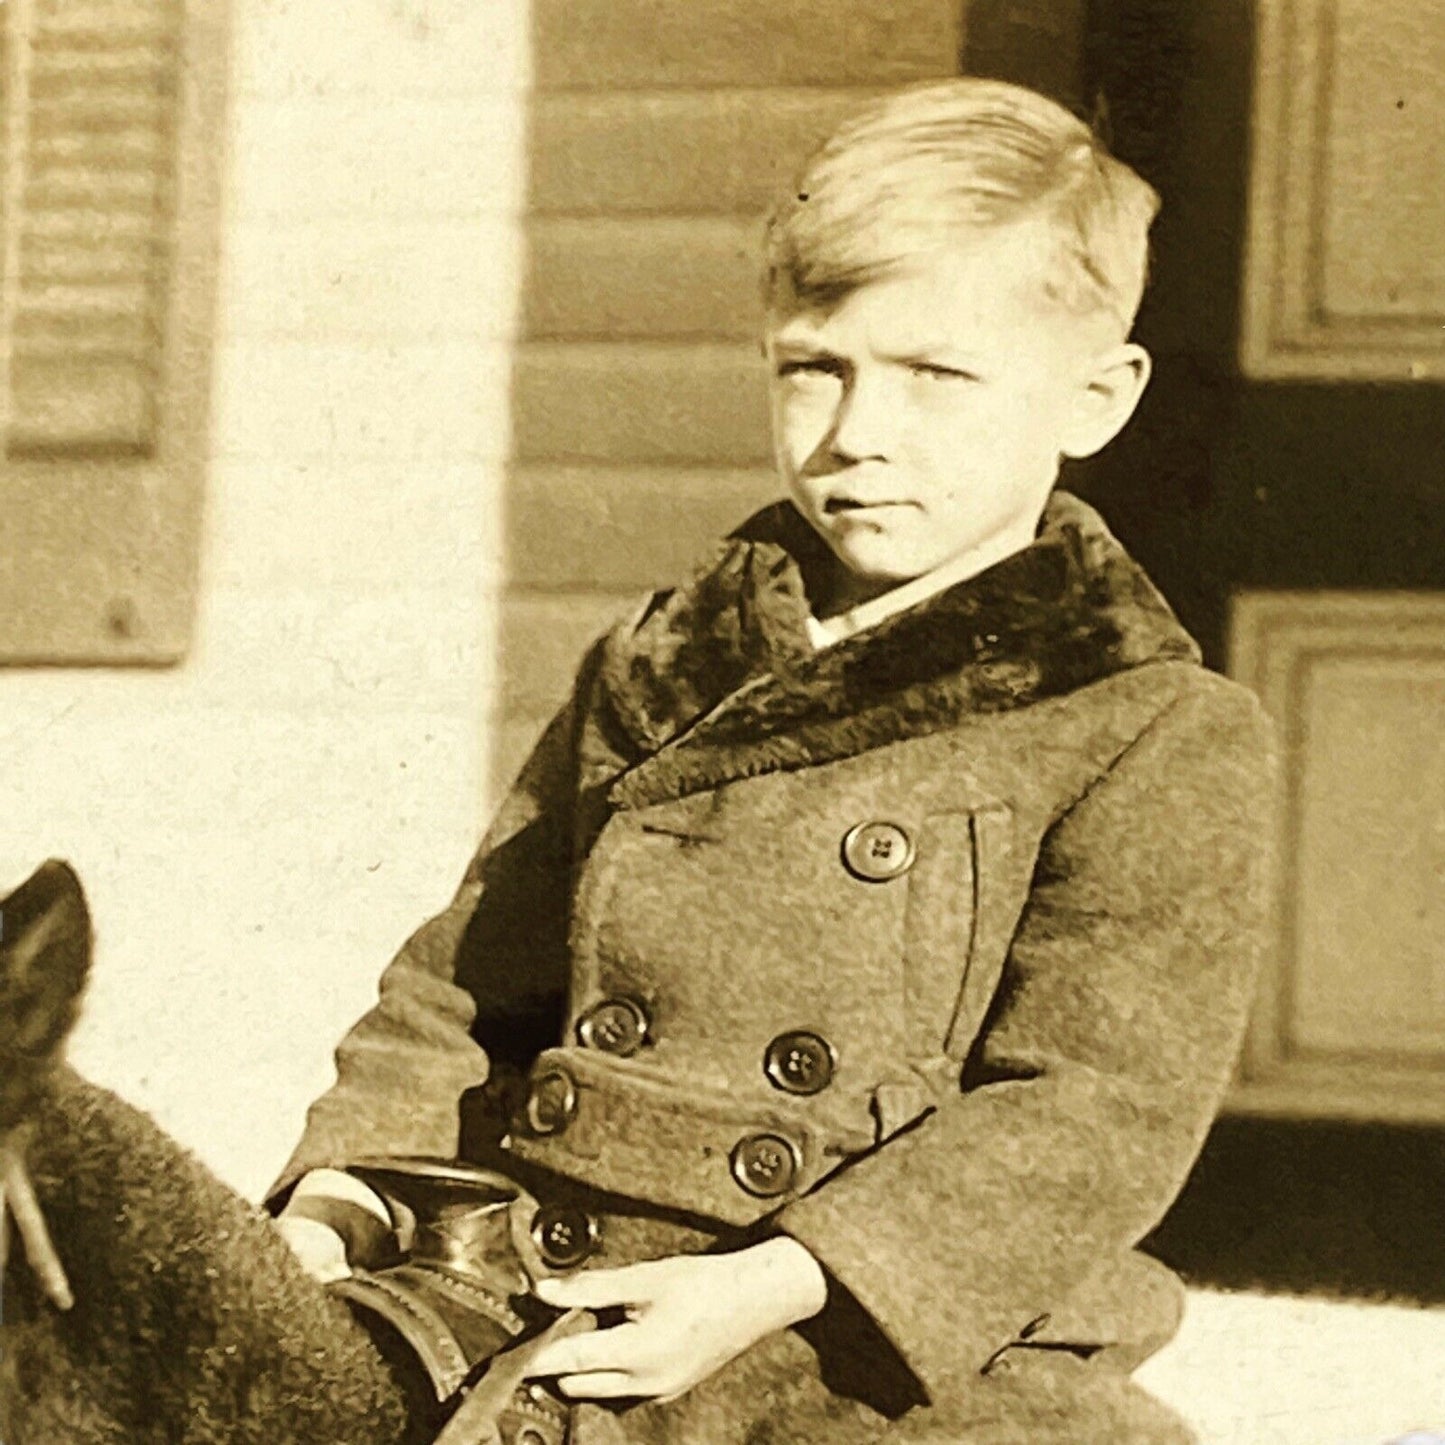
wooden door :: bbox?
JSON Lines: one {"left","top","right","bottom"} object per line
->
{"left": 1078, "top": 0, "right": 1445, "bottom": 1123}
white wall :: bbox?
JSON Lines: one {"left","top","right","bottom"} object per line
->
{"left": 1, "top": 0, "right": 531, "bottom": 1200}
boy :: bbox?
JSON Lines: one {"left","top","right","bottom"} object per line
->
{"left": 273, "top": 78, "right": 1275, "bottom": 1443}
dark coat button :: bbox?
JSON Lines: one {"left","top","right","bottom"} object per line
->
{"left": 576, "top": 998, "right": 648, "bottom": 1057}
{"left": 530, "top": 1204, "right": 600, "bottom": 1270}
{"left": 730, "top": 1133, "right": 801, "bottom": 1198}
{"left": 524, "top": 1068, "right": 577, "bottom": 1136}
{"left": 841, "top": 821, "right": 916, "bottom": 882}
{"left": 764, "top": 1031, "right": 835, "bottom": 1095}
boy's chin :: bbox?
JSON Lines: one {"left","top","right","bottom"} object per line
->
{"left": 825, "top": 538, "right": 926, "bottom": 591}
{"left": 823, "top": 548, "right": 926, "bottom": 607}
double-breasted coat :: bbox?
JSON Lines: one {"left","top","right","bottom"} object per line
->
{"left": 273, "top": 491, "right": 1277, "bottom": 1444}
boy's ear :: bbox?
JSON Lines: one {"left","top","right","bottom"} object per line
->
{"left": 1060, "top": 342, "right": 1152, "bottom": 460}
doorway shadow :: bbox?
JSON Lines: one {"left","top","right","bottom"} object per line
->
{"left": 1145, "top": 1116, "right": 1445, "bottom": 1304}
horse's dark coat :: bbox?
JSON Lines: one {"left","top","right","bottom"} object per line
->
{"left": 0, "top": 863, "right": 425, "bottom": 1445}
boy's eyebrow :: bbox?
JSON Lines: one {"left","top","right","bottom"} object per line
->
{"left": 770, "top": 338, "right": 985, "bottom": 361}
{"left": 769, "top": 342, "right": 852, "bottom": 373}
{"left": 767, "top": 334, "right": 992, "bottom": 373}
{"left": 880, "top": 343, "right": 989, "bottom": 368}
{"left": 768, "top": 335, "right": 840, "bottom": 357}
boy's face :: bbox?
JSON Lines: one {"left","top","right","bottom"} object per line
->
{"left": 766, "top": 226, "right": 1147, "bottom": 599}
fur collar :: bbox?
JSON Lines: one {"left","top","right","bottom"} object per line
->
{"left": 597, "top": 491, "right": 1200, "bottom": 809}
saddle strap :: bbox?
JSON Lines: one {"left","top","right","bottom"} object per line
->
{"left": 433, "top": 1308, "right": 595, "bottom": 1445}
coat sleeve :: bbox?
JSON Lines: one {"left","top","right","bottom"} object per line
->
{"left": 776, "top": 675, "right": 1278, "bottom": 1398}
{"left": 264, "top": 655, "right": 602, "bottom": 1211}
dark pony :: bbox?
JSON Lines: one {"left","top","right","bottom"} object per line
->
{"left": 0, "top": 861, "right": 434, "bottom": 1444}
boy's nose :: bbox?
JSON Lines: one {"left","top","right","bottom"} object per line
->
{"left": 827, "top": 372, "right": 898, "bottom": 464}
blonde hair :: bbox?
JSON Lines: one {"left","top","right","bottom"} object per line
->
{"left": 765, "top": 79, "right": 1160, "bottom": 335}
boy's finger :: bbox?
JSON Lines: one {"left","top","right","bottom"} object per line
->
{"left": 525, "top": 1322, "right": 640, "bottom": 1380}
{"left": 534, "top": 1264, "right": 647, "bottom": 1310}
{"left": 553, "top": 1371, "right": 635, "bottom": 1401}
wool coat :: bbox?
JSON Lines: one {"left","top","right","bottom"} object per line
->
{"left": 274, "top": 491, "right": 1277, "bottom": 1444}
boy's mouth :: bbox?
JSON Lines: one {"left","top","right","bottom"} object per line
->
{"left": 823, "top": 496, "right": 912, "bottom": 515}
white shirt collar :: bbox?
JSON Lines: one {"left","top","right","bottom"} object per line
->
{"left": 804, "top": 524, "right": 1039, "bottom": 652}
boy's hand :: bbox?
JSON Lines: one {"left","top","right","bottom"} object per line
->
{"left": 273, "top": 1213, "right": 353, "bottom": 1283}
{"left": 273, "top": 1167, "right": 394, "bottom": 1282}
{"left": 524, "top": 1236, "right": 827, "bottom": 1402}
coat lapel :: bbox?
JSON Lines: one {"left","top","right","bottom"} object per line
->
{"left": 598, "top": 491, "right": 1201, "bottom": 810}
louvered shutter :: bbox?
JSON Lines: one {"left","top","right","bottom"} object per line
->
{"left": 0, "top": 0, "right": 225, "bottom": 661}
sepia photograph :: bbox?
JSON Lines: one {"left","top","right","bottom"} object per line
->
{"left": 0, "top": 1, "right": 1442, "bottom": 1441}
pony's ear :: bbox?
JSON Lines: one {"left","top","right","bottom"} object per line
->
{"left": 0, "top": 860, "right": 92, "bottom": 1132}
{"left": 2, "top": 859, "right": 90, "bottom": 942}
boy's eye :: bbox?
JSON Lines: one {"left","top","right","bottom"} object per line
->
{"left": 907, "top": 361, "right": 979, "bottom": 383}
{"left": 774, "top": 358, "right": 846, "bottom": 381}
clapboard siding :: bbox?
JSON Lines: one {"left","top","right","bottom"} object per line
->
{"left": 498, "top": 589, "right": 640, "bottom": 717}
{"left": 524, "top": 217, "right": 764, "bottom": 341}
{"left": 1, "top": 0, "right": 525, "bottom": 1198}
{"left": 508, "top": 465, "right": 780, "bottom": 588}
{"left": 533, "top": 0, "right": 963, "bottom": 90}
{"left": 497, "top": 3, "right": 964, "bottom": 790}
{"left": 529, "top": 89, "right": 885, "bottom": 216}
{"left": 512, "top": 341, "right": 771, "bottom": 465}
{"left": 222, "top": 216, "right": 520, "bottom": 342}
{"left": 229, "top": 0, "right": 527, "bottom": 100}
{"left": 228, "top": 96, "right": 522, "bottom": 220}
